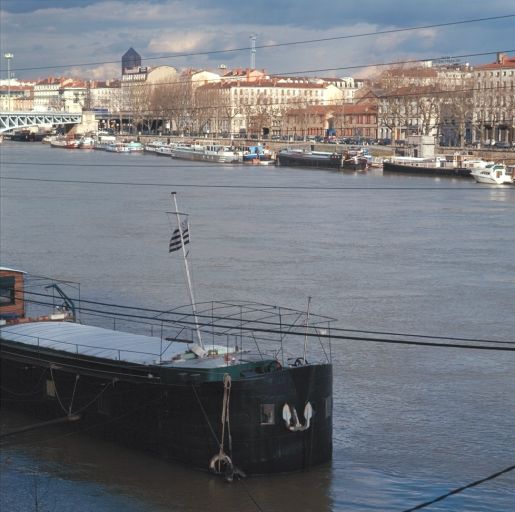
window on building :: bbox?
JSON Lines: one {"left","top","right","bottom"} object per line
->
{"left": 0, "top": 276, "right": 15, "bottom": 306}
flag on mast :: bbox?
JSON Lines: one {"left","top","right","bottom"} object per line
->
{"left": 169, "top": 217, "right": 190, "bottom": 252}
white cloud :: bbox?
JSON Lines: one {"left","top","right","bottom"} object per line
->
{"left": 148, "top": 32, "right": 211, "bottom": 53}
{"left": 1, "top": 1, "right": 513, "bottom": 80}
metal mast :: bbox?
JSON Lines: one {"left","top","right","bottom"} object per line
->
{"left": 171, "top": 192, "right": 204, "bottom": 349}
{"left": 250, "top": 34, "right": 256, "bottom": 70}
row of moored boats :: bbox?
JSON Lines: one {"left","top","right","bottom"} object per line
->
{"left": 145, "top": 140, "right": 276, "bottom": 164}
{"left": 44, "top": 134, "right": 372, "bottom": 168}
{"left": 46, "top": 134, "right": 277, "bottom": 163}
{"left": 382, "top": 156, "right": 514, "bottom": 185}
{"left": 47, "top": 135, "right": 145, "bottom": 153}
{"left": 43, "top": 135, "right": 514, "bottom": 183}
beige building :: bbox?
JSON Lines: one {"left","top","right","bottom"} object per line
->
{"left": 33, "top": 77, "right": 64, "bottom": 111}
{"left": 0, "top": 79, "right": 34, "bottom": 111}
{"left": 319, "top": 76, "right": 365, "bottom": 103}
{"left": 195, "top": 74, "right": 345, "bottom": 137}
{"left": 473, "top": 52, "right": 515, "bottom": 145}
{"left": 32, "top": 77, "right": 88, "bottom": 112}
{"left": 89, "top": 79, "right": 122, "bottom": 112}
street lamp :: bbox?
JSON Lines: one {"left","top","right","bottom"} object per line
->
{"left": 4, "top": 52, "right": 13, "bottom": 111}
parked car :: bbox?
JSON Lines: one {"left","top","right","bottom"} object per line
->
{"left": 377, "top": 138, "right": 392, "bottom": 145}
{"left": 494, "top": 141, "right": 510, "bottom": 149}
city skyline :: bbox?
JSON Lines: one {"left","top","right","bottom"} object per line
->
{"left": 1, "top": 0, "right": 514, "bottom": 81}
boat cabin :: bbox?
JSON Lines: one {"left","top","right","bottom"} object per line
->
{"left": 0, "top": 268, "right": 25, "bottom": 322}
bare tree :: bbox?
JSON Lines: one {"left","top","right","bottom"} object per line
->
{"left": 192, "top": 85, "right": 217, "bottom": 136}
{"left": 414, "top": 85, "right": 443, "bottom": 136}
{"left": 439, "top": 81, "right": 474, "bottom": 147}
{"left": 125, "top": 81, "right": 150, "bottom": 134}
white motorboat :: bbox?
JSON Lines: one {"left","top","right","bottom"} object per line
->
{"left": 471, "top": 163, "right": 513, "bottom": 185}
{"left": 144, "top": 140, "right": 166, "bottom": 153}
{"left": 155, "top": 143, "right": 176, "bottom": 156}
{"left": 78, "top": 136, "right": 95, "bottom": 149}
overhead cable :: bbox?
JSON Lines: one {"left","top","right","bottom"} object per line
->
{"left": 6, "top": 15, "right": 515, "bottom": 73}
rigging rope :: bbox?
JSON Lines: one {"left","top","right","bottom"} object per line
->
{"left": 209, "top": 374, "right": 236, "bottom": 480}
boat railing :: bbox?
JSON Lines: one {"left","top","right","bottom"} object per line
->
{"left": 17, "top": 276, "right": 335, "bottom": 365}
{"left": 1, "top": 328, "right": 164, "bottom": 362}
{"left": 72, "top": 300, "right": 334, "bottom": 365}
{"left": 154, "top": 300, "right": 335, "bottom": 365}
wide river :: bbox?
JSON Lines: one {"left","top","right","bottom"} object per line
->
{"left": 1, "top": 141, "right": 514, "bottom": 511}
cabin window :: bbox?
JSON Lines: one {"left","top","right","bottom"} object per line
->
{"left": 0, "top": 277, "right": 15, "bottom": 306}
{"left": 260, "top": 404, "right": 275, "bottom": 425}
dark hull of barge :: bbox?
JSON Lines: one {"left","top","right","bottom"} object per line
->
{"left": 278, "top": 152, "right": 342, "bottom": 169}
{"left": 0, "top": 338, "right": 333, "bottom": 475}
{"left": 383, "top": 161, "right": 472, "bottom": 177}
{"left": 341, "top": 159, "right": 368, "bottom": 171}
{"left": 278, "top": 151, "right": 368, "bottom": 171}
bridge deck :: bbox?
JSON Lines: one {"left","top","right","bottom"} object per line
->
{"left": 0, "top": 111, "right": 82, "bottom": 133}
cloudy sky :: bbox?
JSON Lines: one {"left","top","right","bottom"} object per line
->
{"left": 1, "top": 0, "right": 514, "bottom": 81}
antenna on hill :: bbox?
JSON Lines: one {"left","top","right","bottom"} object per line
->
{"left": 250, "top": 34, "right": 256, "bottom": 70}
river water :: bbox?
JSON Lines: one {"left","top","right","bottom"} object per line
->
{"left": 1, "top": 141, "right": 514, "bottom": 511}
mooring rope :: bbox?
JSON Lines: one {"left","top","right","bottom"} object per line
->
{"left": 208, "top": 374, "right": 236, "bottom": 478}
{"left": 219, "top": 374, "right": 232, "bottom": 457}
{"left": 191, "top": 383, "right": 220, "bottom": 445}
{"left": 68, "top": 374, "right": 80, "bottom": 415}
{"left": 49, "top": 366, "right": 69, "bottom": 416}
{"left": 48, "top": 367, "right": 113, "bottom": 418}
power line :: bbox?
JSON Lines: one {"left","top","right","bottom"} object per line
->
{"left": 18, "top": 293, "right": 515, "bottom": 351}
{"left": 21, "top": 289, "right": 515, "bottom": 346}
{"left": 1, "top": 175, "right": 502, "bottom": 191}
{"left": 16, "top": 58, "right": 509, "bottom": 108}
{"left": 276, "top": 50, "right": 515, "bottom": 77}
{"left": 6, "top": 15, "right": 515, "bottom": 73}
{"left": 401, "top": 463, "right": 515, "bottom": 511}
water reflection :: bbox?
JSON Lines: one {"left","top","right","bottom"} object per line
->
{"left": 1, "top": 411, "right": 334, "bottom": 512}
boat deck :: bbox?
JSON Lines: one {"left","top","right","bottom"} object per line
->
{"left": 0, "top": 321, "right": 239, "bottom": 368}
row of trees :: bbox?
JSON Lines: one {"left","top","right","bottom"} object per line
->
{"left": 124, "top": 80, "right": 287, "bottom": 136}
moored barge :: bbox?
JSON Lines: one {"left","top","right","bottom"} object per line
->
{"left": 277, "top": 148, "right": 368, "bottom": 170}
{"left": 0, "top": 267, "right": 334, "bottom": 478}
{"left": 383, "top": 157, "right": 473, "bottom": 177}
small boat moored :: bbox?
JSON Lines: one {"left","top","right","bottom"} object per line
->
{"left": 242, "top": 145, "right": 276, "bottom": 165}
{"left": 471, "top": 162, "right": 514, "bottom": 185}
{"left": 78, "top": 136, "right": 95, "bottom": 149}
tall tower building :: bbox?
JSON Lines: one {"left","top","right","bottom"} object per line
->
{"left": 121, "top": 48, "right": 142, "bottom": 75}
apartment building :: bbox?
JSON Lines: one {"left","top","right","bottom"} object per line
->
{"left": 472, "top": 52, "right": 515, "bottom": 145}
{"left": 195, "top": 73, "right": 344, "bottom": 137}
